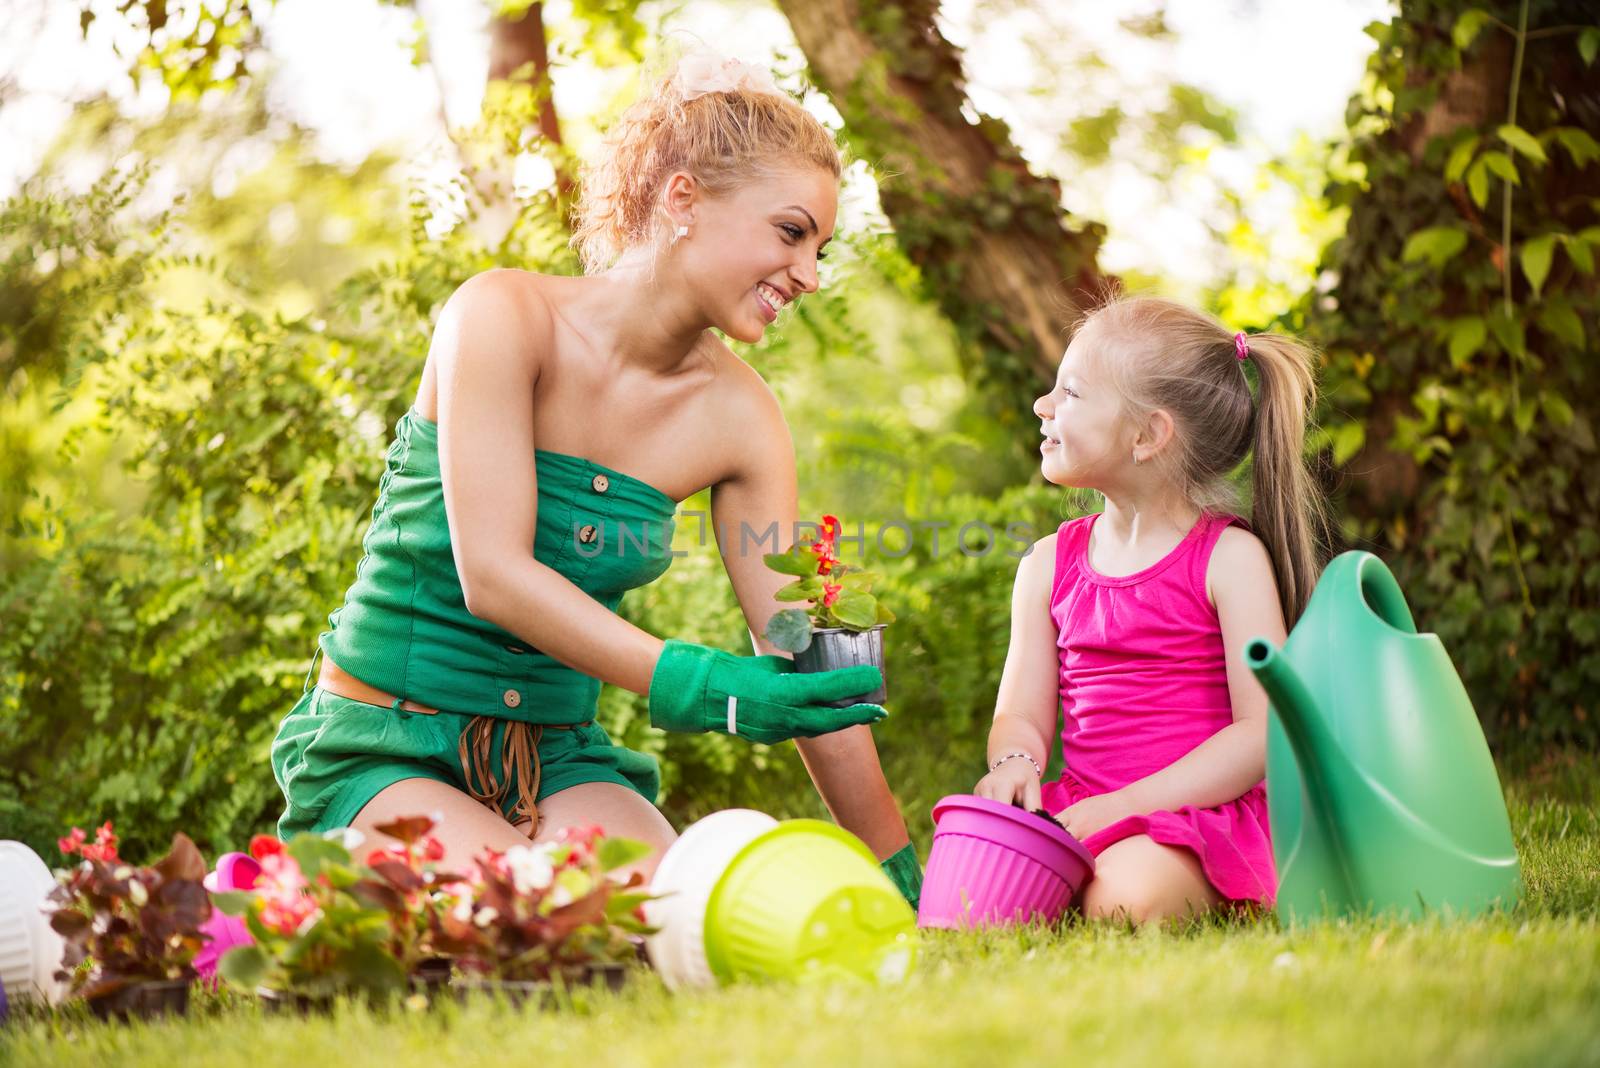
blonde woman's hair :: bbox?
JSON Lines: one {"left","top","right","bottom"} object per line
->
{"left": 571, "top": 57, "right": 843, "bottom": 273}
{"left": 1081, "top": 296, "right": 1332, "bottom": 626}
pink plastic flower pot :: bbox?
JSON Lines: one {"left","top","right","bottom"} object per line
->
{"left": 195, "top": 852, "right": 261, "bottom": 982}
{"left": 917, "top": 795, "right": 1096, "bottom": 929}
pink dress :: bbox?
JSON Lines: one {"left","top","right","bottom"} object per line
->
{"left": 1038, "top": 512, "right": 1276, "bottom": 905}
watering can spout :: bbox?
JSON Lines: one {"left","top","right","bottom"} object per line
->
{"left": 1247, "top": 639, "right": 1317, "bottom": 738}
{"left": 1246, "top": 638, "right": 1354, "bottom": 855}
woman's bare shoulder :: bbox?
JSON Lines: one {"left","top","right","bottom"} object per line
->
{"left": 704, "top": 337, "right": 784, "bottom": 420}
{"left": 417, "top": 270, "right": 561, "bottom": 418}
{"left": 439, "top": 268, "right": 560, "bottom": 336}
{"left": 691, "top": 337, "right": 792, "bottom": 484}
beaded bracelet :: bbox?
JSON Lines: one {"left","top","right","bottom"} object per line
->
{"left": 989, "top": 751, "right": 1042, "bottom": 778}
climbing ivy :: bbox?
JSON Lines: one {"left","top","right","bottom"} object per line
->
{"left": 1299, "top": 0, "right": 1600, "bottom": 751}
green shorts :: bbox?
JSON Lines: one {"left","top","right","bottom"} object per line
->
{"left": 270, "top": 687, "right": 661, "bottom": 838}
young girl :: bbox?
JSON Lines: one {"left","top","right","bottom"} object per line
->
{"left": 270, "top": 52, "right": 922, "bottom": 904}
{"left": 974, "top": 296, "right": 1330, "bottom": 922}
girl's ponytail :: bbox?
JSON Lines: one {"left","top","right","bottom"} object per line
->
{"left": 1241, "top": 333, "right": 1332, "bottom": 626}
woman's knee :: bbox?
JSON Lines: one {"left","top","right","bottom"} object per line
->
{"left": 352, "top": 776, "right": 536, "bottom": 867}
{"left": 532, "top": 781, "right": 677, "bottom": 879}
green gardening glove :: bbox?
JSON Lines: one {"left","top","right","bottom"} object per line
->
{"left": 648, "top": 639, "right": 887, "bottom": 744}
{"left": 880, "top": 843, "right": 923, "bottom": 910}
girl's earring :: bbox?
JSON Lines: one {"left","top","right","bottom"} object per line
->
{"left": 671, "top": 224, "right": 690, "bottom": 246}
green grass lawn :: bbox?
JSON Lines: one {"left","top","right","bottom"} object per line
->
{"left": 5, "top": 755, "right": 1597, "bottom": 1068}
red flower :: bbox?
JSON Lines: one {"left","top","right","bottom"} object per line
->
{"left": 810, "top": 543, "right": 839, "bottom": 576}
{"left": 79, "top": 822, "right": 118, "bottom": 863}
{"left": 821, "top": 581, "right": 843, "bottom": 608}
{"left": 249, "top": 834, "right": 285, "bottom": 861}
{"left": 366, "top": 846, "right": 407, "bottom": 868}
{"left": 807, "top": 515, "right": 843, "bottom": 576}
{"left": 558, "top": 824, "right": 605, "bottom": 848}
{"left": 255, "top": 851, "right": 316, "bottom": 936}
{"left": 557, "top": 824, "right": 605, "bottom": 865}
{"left": 57, "top": 827, "right": 87, "bottom": 856}
{"left": 421, "top": 836, "right": 446, "bottom": 863}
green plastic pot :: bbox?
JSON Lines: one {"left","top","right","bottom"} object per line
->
{"left": 702, "top": 820, "right": 916, "bottom": 986}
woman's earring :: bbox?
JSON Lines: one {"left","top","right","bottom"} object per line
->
{"left": 671, "top": 224, "right": 689, "bottom": 246}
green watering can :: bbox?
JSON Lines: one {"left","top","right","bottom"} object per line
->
{"left": 1245, "top": 551, "right": 1521, "bottom": 922}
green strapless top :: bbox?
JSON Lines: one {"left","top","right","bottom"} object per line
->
{"left": 319, "top": 408, "right": 677, "bottom": 724}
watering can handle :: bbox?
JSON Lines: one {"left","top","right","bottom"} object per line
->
{"left": 1352, "top": 554, "right": 1418, "bottom": 634}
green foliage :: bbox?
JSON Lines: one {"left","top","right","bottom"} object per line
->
{"left": 0, "top": 161, "right": 575, "bottom": 861}
{"left": 762, "top": 609, "right": 815, "bottom": 654}
{"left": 78, "top": 0, "right": 264, "bottom": 101}
{"left": 1300, "top": 0, "right": 1600, "bottom": 752}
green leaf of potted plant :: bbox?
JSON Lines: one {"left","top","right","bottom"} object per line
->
{"left": 761, "top": 515, "right": 894, "bottom": 707}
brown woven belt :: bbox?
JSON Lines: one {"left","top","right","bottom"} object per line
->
{"left": 317, "top": 657, "right": 588, "bottom": 830}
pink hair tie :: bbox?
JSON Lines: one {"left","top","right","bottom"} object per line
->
{"left": 1234, "top": 332, "right": 1250, "bottom": 362}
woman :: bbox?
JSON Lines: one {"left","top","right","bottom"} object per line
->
{"left": 269, "top": 53, "right": 922, "bottom": 905}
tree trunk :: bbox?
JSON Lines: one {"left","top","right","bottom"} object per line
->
{"left": 419, "top": 0, "right": 569, "bottom": 244}
{"left": 488, "top": 1, "right": 564, "bottom": 152}
{"left": 774, "top": 0, "right": 1106, "bottom": 407}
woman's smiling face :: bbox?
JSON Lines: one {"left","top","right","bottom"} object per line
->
{"left": 672, "top": 164, "right": 837, "bottom": 343}
{"left": 1033, "top": 326, "right": 1135, "bottom": 489}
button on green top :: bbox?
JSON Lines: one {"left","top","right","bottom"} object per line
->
{"left": 320, "top": 408, "right": 677, "bottom": 724}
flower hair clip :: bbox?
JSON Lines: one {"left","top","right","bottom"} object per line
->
{"left": 1234, "top": 332, "right": 1250, "bottom": 362}
{"left": 674, "top": 51, "right": 783, "bottom": 101}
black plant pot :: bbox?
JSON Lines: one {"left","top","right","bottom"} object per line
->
{"left": 87, "top": 979, "right": 191, "bottom": 1021}
{"left": 793, "top": 625, "right": 888, "bottom": 707}
{"left": 256, "top": 987, "right": 335, "bottom": 1016}
{"left": 450, "top": 962, "right": 630, "bottom": 1007}
{"left": 410, "top": 957, "right": 453, "bottom": 990}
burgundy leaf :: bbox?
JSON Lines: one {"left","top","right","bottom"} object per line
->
{"left": 368, "top": 860, "right": 424, "bottom": 892}
{"left": 373, "top": 814, "right": 434, "bottom": 845}
{"left": 350, "top": 879, "right": 407, "bottom": 912}
{"left": 546, "top": 887, "right": 608, "bottom": 927}
{"left": 50, "top": 909, "right": 92, "bottom": 938}
{"left": 153, "top": 832, "right": 208, "bottom": 883}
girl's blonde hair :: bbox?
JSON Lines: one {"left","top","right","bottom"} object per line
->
{"left": 1082, "top": 296, "right": 1332, "bottom": 626}
{"left": 571, "top": 57, "right": 843, "bottom": 273}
